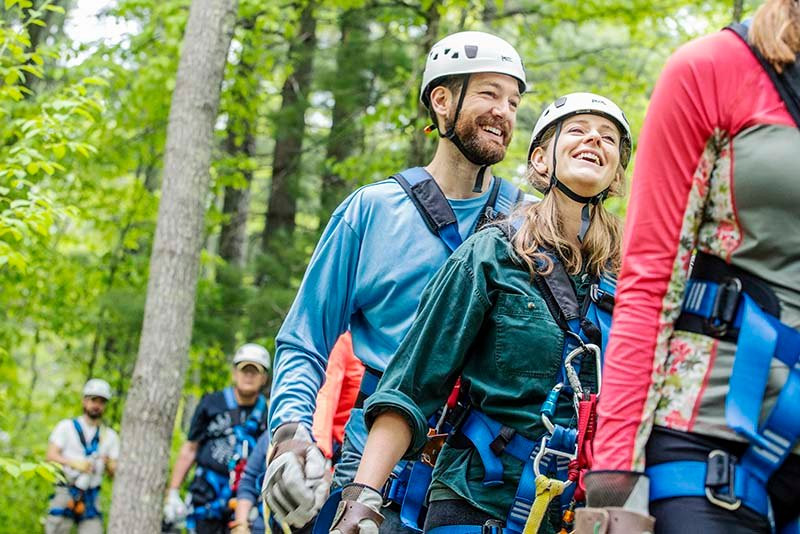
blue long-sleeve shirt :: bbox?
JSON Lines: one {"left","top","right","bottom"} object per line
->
{"left": 269, "top": 176, "right": 497, "bottom": 440}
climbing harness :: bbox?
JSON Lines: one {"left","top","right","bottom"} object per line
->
{"left": 186, "top": 388, "right": 266, "bottom": 528}
{"left": 442, "top": 252, "right": 616, "bottom": 534}
{"left": 49, "top": 419, "right": 102, "bottom": 522}
{"left": 392, "top": 167, "right": 527, "bottom": 253}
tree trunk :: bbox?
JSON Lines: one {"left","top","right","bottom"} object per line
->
{"left": 218, "top": 127, "right": 255, "bottom": 266}
{"left": 107, "top": 0, "right": 238, "bottom": 530}
{"left": 407, "top": 2, "right": 441, "bottom": 167}
{"left": 319, "top": 8, "right": 369, "bottom": 223}
{"left": 732, "top": 0, "right": 744, "bottom": 23}
{"left": 262, "top": 0, "right": 317, "bottom": 250}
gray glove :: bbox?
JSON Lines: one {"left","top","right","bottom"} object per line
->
{"left": 262, "top": 423, "right": 330, "bottom": 528}
{"left": 329, "top": 483, "right": 384, "bottom": 534}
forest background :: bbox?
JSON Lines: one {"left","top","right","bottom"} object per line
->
{"left": 0, "top": 0, "right": 758, "bottom": 530}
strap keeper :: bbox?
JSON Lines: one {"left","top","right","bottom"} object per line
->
{"left": 705, "top": 278, "right": 742, "bottom": 337}
{"left": 489, "top": 426, "right": 516, "bottom": 456}
{"left": 482, "top": 518, "right": 504, "bottom": 534}
{"left": 704, "top": 449, "right": 742, "bottom": 511}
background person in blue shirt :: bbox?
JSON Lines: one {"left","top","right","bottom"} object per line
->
{"left": 262, "top": 30, "right": 528, "bottom": 533}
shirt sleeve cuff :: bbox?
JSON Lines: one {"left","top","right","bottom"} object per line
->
{"left": 364, "top": 390, "right": 429, "bottom": 459}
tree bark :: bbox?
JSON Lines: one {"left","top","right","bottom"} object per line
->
{"left": 319, "top": 8, "right": 369, "bottom": 223}
{"left": 262, "top": 0, "right": 317, "bottom": 250}
{"left": 107, "top": 0, "right": 238, "bottom": 530}
{"left": 218, "top": 126, "right": 254, "bottom": 266}
{"left": 407, "top": 2, "right": 441, "bottom": 167}
{"left": 732, "top": 0, "right": 744, "bottom": 23}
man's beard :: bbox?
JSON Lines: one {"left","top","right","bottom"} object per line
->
{"left": 84, "top": 407, "right": 102, "bottom": 420}
{"left": 446, "top": 114, "right": 508, "bottom": 166}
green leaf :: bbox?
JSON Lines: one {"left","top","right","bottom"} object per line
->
{"left": 25, "top": 162, "right": 39, "bottom": 175}
{"left": 44, "top": 4, "right": 65, "bottom": 13}
{"left": 81, "top": 77, "right": 109, "bottom": 87}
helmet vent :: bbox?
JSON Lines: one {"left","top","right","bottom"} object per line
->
{"left": 444, "top": 48, "right": 451, "bottom": 54}
{"left": 465, "top": 45, "right": 478, "bottom": 58}
{"left": 451, "top": 52, "right": 459, "bottom": 59}
{"left": 432, "top": 53, "right": 439, "bottom": 60}
{"left": 555, "top": 97, "right": 567, "bottom": 108}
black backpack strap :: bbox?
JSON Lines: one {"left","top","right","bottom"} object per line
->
{"left": 727, "top": 21, "right": 800, "bottom": 129}
{"left": 392, "top": 168, "right": 464, "bottom": 252}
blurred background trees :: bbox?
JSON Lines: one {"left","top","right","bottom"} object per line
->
{"left": 0, "top": 0, "right": 761, "bottom": 529}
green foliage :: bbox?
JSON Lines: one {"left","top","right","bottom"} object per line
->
{"left": 0, "top": 0, "right": 760, "bottom": 529}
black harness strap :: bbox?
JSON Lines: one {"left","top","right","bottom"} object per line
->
{"left": 727, "top": 22, "right": 800, "bottom": 129}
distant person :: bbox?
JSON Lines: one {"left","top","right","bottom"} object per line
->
{"left": 45, "top": 378, "right": 120, "bottom": 534}
{"left": 163, "top": 344, "right": 270, "bottom": 534}
{"left": 231, "top": 333, "right": 363, "bottom": 534}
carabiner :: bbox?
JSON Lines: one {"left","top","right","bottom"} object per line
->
{"left": 533, "top": 436, "right": 575, "bottom": 487}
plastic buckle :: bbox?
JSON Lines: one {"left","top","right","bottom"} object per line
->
{"left": 482, "top": 518, "right": 504, "bottom": 534}
{"left": 705, "top": 278, "right": 742, "bottom": 337}
{"left": 704, "top": 449, "right": 742, "bottom": 511}
{"left": 489, "top": 426, "right": 516, "bottom": 456}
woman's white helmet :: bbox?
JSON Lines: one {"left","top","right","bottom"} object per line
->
{"left": 83, "top": 378, "right": 112, "bottom": 400}
{"left": 528, "top": 92, "right": 632, "bottom": 167}
{"left": 420, "top": 31, "right": 527, "bottom": 108}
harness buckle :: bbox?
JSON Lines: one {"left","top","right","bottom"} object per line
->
{"left": 380, "top": 472, "right": 399, "bottom": 507}
{"left": 489, "top": 426, "right": 516, "bottom": 456}
{"left": 705, "top": 278, "right": 742, "bottom": 337}
{"left": 704, "top": 449, "right": 742, "bottom": 511}
{"left": 482, "top": 518, "right": 504, "bottom": 534}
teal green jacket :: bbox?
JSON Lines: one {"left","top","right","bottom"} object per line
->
{"left": 364, "top": 226, "right": 597, "bottom": 525}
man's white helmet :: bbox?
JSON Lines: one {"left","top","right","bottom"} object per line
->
{"left": 83, "top": 378, "right": 112, "bottom": 400}
{"left": 232, "top": 343, "right": 271, "bottom": 372}
{"left": 420, "top": 31, "right": 527, "bottom": 108}
{"left": 528, "top": 92, "right": 632, "bottom": 167}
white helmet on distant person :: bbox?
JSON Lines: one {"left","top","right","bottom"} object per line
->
{"left": 83, "top": 378, "right": 112, "bottom": 400}
{"left": 233, "top": 343, "right": 271, "bottom": 373}
{"left": 420, "top": 31, "right": 527, "bottom": 108}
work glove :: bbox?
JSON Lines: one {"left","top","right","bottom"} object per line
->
{"left": 66, "top": 458, "right": 93, "bottom": 473}
{"left": 163, "top": 488, "right": 189, "bottom": 524}
{"left": 574, "top": 471, "right": 655, "bottom": 534}
{"left": 329, "top": 483, "right": 384, "bottom": 534}
{"left": 262, "top": 423, "right": 330, "bottom": 527}
{"left": 229, "top": 522, "right": 251, "bottom": 534}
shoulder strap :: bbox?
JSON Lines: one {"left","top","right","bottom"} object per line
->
{"left": 492, "top": 178, "right": 523, "bottom": 217}
{"left": 534, "top": 257, "right": 581, "bottom": 331}
{"left": 72, "top": 418, "right": 100, "bottom": 456}
{"left": 393, "top": 167, "right": 463, "bottom": 252}
{"left": 727, "top": 21, "right": 800, "bottom": 129}
{"left": 223, "top": 386, "right": 237, "bottom": 411}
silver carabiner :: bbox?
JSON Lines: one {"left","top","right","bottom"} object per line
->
{"left": 532, "top": 435, "right": 576, "bottom": 488}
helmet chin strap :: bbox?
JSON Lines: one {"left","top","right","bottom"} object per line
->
{"left": 437, "top": 74, "right": 491, "bottom": 193}
{"left": 544, "top": 120, "right": 610, "bottom": 243}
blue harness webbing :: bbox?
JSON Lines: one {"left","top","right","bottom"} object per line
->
{"left": 445, "top": 256, "right": 615, "bottom": 534}
{"left": 222, "top": 386, "right": 267, "bottom": 470}
{"left": 647, "top": 274, "right": 800, "bottom": 528}
{"left": 49, "top": 419, "right": 102, "bottom": 521}
{"left": 392, "top": 167, "right": 524, "bottom": 253}
{"left": 315, "top": 174, "right": 526, "bottom": 533}
{"left": 186, "top": 466, "right": 233, "bottom": 527}
{"left": 187, "top": 388, "right": 266, "bottom": 525}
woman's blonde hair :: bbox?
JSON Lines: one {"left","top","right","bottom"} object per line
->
{"left": 510, "top": 123, "right": 629, "bottom": 278}
{"left": 750, "top": 0, "right": 800, "bottom": 73}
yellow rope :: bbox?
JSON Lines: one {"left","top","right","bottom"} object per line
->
{"left": 521, "top": 474, "right": 567, "bottom": 534}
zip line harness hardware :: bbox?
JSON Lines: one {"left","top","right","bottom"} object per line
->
{"left": 49, "top": 419, "right": 102, "bottom": 522}
{"left": 185, "top": 387, "right": 266, "bottom": 529}
{"left": 438, "top": 252, "right": 616, "bottom": 534}
{"left": 644, "top": 19, "right": 800, "bottom": 533}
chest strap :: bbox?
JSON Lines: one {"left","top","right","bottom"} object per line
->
{"left": 393, "top": 167, "right": 523, "bottom": 253}
{"left": 72, "top": 418, "right": 100, "bottom": 457}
